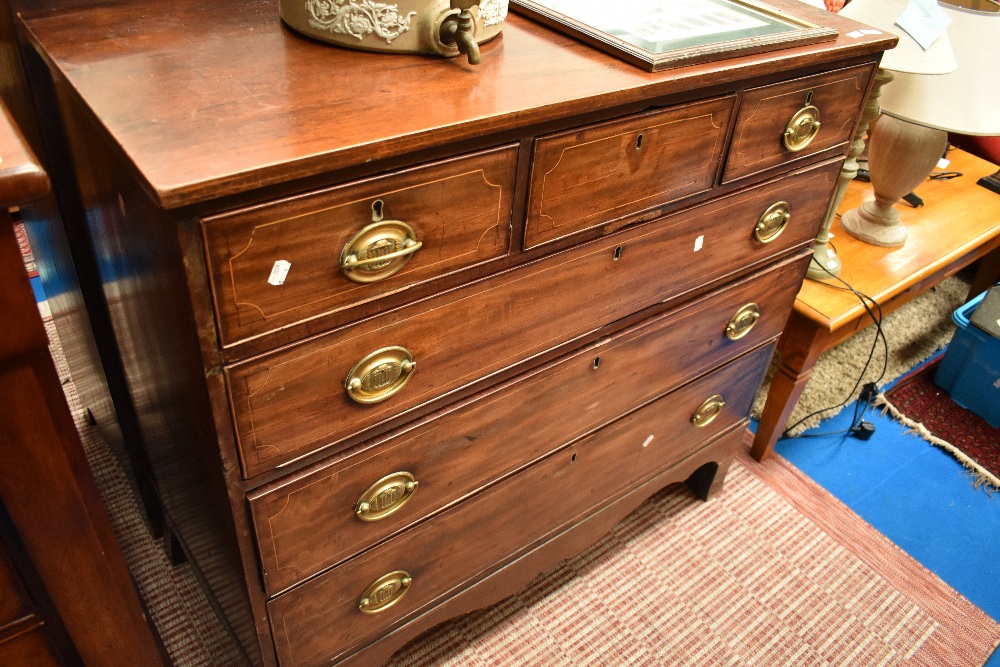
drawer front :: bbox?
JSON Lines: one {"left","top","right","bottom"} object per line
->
{"left": 524, "top": 96, "right": 735, "bottom": 249}
{"left": 228, "top": 159, "right": 838, "bottom": 478}
{"left": 722, "top": 64, "right": 874, "bottom": 183}
{"left": 203, "top": 145, "right": 518, "bottom": 346}
{"left": 266, "top": 346, "right": 770, "bottom": 667}
{"left": 249, "top": 255, "right": 807, "bottom": 595}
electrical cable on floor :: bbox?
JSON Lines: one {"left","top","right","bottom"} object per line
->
{"left": 783, "top": 246, "right": 888, "bottom": 440}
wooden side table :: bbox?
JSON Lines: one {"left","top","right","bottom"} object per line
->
{"left": 751, "top": 148, "right": 1000, "bottom": 461}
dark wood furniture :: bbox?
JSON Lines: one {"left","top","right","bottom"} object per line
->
{"left": 751, "top": 147, "right": 1000, "bottom": 462}
{"left": 0, "top": 0, "right": 166, "bottom": 541}
{"left": 0, "top": 101, "right": 166, "bottom": 665}
{"left": 18, "top": 2, "right": 892, "bottom": 664}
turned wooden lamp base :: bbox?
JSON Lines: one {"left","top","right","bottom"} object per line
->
{"left": 841, "top": 114, "right": 948, "bottom": 248}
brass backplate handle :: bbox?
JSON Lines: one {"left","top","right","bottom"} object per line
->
{"left": 340, "top": 220, "right": 422, "bottom": 284}
{"left": 357, "top": 571, "right": 412, "bottom": 614}
{"left": 356, "top": 472, "right": 419, "bottom": 522}
{"left": 691, "top": 395, "right": 726, "bottom": 428}
{"left": 345, "top": 346, "right": 416, "bottom": 404}
{"left": 783, "top": 104, "right": 821, "bottom": 152}
{"left": 754, "top": 201, "right": 791, "bottom": 244}
{"left": 725, "top": 303, "right": 761, "bottom": 341}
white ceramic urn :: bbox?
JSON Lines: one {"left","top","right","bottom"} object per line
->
{"left": 281, "top": 0, "right": 508, "bottom": 63}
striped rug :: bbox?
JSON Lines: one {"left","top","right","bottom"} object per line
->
{"left": 48, "top": 317, "right": 1000, "bottom": 667}
{"left": 386, "top": 451, "right": 999, "bottom": 667}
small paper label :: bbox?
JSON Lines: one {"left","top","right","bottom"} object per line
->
{"left": 937, "top": 157, "right": 951, "bottom": 170}
{"left": 268, "top": 260, "right": 292, "bottom": 286}
{"left": 846, "top": 30, "right": 866, "bottom": 39}
{"left": 642, "top": 435, "right": 654, "bottom": 448}
{"left": 861, "top": 29, "right": 883, "bottom": 36}
{"left": 694, "top": 235, "right": 704, "bottom": 252}
{"left": 896, "top": 0, "right": 951, "bottom": 50}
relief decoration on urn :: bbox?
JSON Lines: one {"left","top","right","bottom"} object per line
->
{"left": 305, "top": 0, "right": 417, "bottom": 43}
{"left": 479, "top": 0, "right": 508, "bottom": 27}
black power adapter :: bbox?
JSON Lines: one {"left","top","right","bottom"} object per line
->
{"left": 852, "top": 421, "right": 876, "bottom": 440}
{"left": 850, "top": 382, "right": 879, "bottom": 440}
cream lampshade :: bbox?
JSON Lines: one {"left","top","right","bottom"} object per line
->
{"left": 839, "top": 0, "right": 1000, "bottom": 248}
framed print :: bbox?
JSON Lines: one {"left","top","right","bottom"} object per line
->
{"left": 509, "top": 0, "right": 839, "bottom": 71}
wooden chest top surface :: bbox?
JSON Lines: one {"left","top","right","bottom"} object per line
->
{"left": 19, "top": 0, "right": 892, "bottom": 208}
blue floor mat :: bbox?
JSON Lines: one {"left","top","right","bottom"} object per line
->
{"left": 755, "top": 384, "right": 1000, "bottom": 665}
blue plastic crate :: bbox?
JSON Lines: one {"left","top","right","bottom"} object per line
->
{"left": 934, "top": 291, "right": 1000, "bottom": 428}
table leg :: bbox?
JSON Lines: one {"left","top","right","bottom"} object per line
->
{"left": 968, "top": 244, "right": 1000, "bottom": 300}
{"left": 750, "top": 311, "right": 832, "bottom": 461}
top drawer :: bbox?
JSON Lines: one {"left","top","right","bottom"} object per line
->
{"left": 202, "top": 145, "right": 518, "bottom": 347}
{"left": 722, "top": 64, "right": 874, "bottom": 183}
{"left": 524, "top": 96, "right": 735, "bottom": 249}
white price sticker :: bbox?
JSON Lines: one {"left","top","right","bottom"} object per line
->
{"left": 268, "top": 260, "right": 292, "bottom": 286}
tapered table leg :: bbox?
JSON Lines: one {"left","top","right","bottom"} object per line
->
{"left": 750, "top": 311, "right": 832, "bottom": 461}
{"left": 968, "top": 245, "right": 1000, "bottom": 300}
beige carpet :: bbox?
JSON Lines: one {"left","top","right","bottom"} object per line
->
{"left": 752, "top": 275, "right": 969, "bottom": 435}
{"left": 47, "top": 283, "right": 999, "bottom": 666}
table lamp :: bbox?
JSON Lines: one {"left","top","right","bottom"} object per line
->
{"left": 839, "top": 0, "right": 1000, "bottom": 248}
{"left": 805, "top": 0, "right": 955, "bottom": 279}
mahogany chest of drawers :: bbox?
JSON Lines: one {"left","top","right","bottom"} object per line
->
{"left": 19, "top": 2, "right": 891, "bottom": 664}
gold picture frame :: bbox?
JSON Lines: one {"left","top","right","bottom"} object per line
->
{"left": 509, "top": 0, "right": 838, "bottom": 71}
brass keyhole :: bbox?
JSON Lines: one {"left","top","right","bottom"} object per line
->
{"left": 372, "top": 199, "right": 385, "bottom": 222}
{"left": 636, "top": 133, "right": 644, "bottom": 150}
{"left": 613, "top": 246, "right": 623, "bottom": 261}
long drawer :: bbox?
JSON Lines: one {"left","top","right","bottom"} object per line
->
{"left": 266, "top": 345, "right": 771, "bottom": 667}
{"left": 227, "top": 158, "right": 839, "bottom": 478}
{"left": 202, "top": 145, "right": 519, "bottom": 347}
{"left": 248, "top": 254, "right": 806, "bottom": 595}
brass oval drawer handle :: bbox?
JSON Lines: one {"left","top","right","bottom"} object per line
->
{"left": 345, "top": 346, "right": 416, "bottom": 404}
{"left": 357, "top": 570, "right": 412, "bottom": 615}
{"left": 691, "top": 395, "right": 726, "bottom": 428}
{"left": 783, "top": 104, "right": 821, "bottom": 152}
{"left": 340, "top": 220, "right": 422, "bottom": 284}
{"left": 725, "top": 303, "right": 760, "bottom": 341}
{"left": 754, "top": 201, "right": 791, "bottom": 244}
{"left": 356, "top": 472, "right": 419, "bottom": 522}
